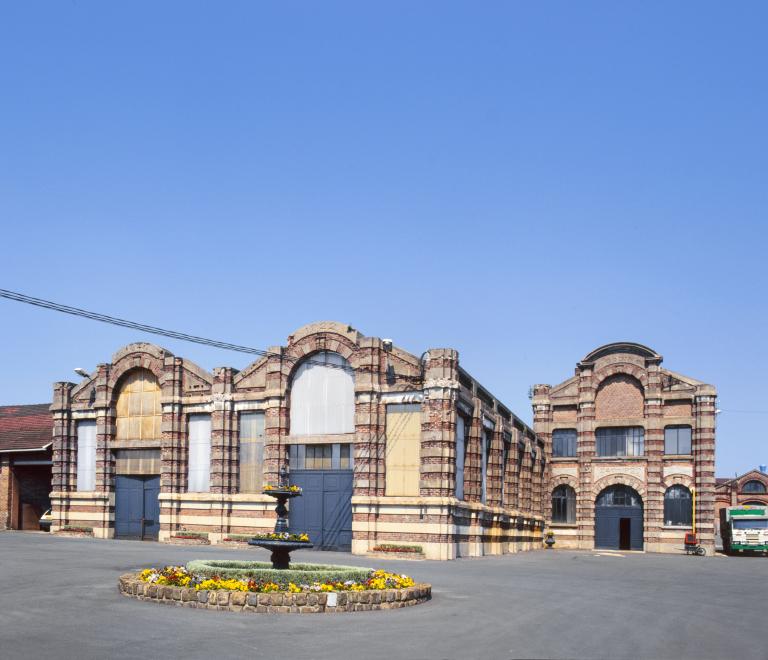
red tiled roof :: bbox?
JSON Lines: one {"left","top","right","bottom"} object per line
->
{"left": 0, "top": 403, "right": 53, "bottom": 452}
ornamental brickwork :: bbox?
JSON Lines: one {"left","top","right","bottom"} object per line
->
{"left": 51, "top": 322, "right": 544, "bottom": 559}
{"left": 533, "top": 342, "right": 717, "bottom": 554}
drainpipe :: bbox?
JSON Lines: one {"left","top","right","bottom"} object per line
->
{"left": 692, "top": 486, "right": 697, "bottom": 537}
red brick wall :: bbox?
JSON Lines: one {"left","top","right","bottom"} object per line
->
{"left": 664, "top": 400, "right": 692, "bottom": 417}
{"left": 595, "top": 374, "right": 644, "bottom": 420}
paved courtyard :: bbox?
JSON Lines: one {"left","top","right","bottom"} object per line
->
{"left": 0, "top": 532, "right": 763, "bottom": 660}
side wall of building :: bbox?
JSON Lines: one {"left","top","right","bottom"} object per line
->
{"left": 51, "top": 323, "right": 545, "bottom": 559}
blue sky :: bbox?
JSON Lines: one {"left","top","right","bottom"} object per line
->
{"left": 0, "top": 2, "right": 766, "bottom": 476}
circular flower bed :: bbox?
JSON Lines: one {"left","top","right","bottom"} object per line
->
{"left": 143, "top": 563, "right": 413, "bottom": 592}
{"left": 185, "top": 559, "right": 371, "bottom": 585}
{"left": 118, "top": 562, "right": 431, "bottom": 613}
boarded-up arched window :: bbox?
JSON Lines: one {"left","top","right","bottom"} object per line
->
{"left": 595, "top": 374, "right": 644, "bottom": 420}
{"left": 289, "top": 352, "right": 355, "bottom": 436}
{"left": 115, "top": 369, "right": 162, "bottom": 442}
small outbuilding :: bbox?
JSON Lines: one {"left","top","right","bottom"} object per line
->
{"left": 0, "top": 404, "right": 53, "bottom": 531}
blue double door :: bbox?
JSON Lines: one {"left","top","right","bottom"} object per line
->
{"left": 115, "top": 475, "right": 160, "bottom": 540}
{"left": 289, "top": 470, "right": 353, "bottom": 551}
{"left": 595, "top": 505, "right": 644, "bottom": 551}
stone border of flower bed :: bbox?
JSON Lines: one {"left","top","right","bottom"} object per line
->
{"left": 118, "top": 573, "right": 431, "bottom": 613}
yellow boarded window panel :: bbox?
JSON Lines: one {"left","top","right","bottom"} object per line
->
{"left": 115, "top": 369, "right": 162, "bottom": 442}
{"left": 385, "top": 404, "right": 421, "bottom": 497}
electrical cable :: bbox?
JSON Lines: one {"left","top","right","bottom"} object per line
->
{"left": 0, "top": 288, "right": 422, "bottom": 381}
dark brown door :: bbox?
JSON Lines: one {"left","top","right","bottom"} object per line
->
{"left": 619, "top": 518, "right": 631, "bottom": 550}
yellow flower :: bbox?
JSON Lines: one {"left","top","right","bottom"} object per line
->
{"left": 287, "top": 583, "right": 301, "bottom": 593}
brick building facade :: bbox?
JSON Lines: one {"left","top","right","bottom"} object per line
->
{"left": 715, "top": 468, "right": 768, "bottom": 537}
{"left": 0, "top": 404, "right": 53, "bottom": 531}
{"left": 50, "top": 321, "right": 545, "bottom": 559}
{"left": 533, "top": 343, "right": 717, "bottom": 554}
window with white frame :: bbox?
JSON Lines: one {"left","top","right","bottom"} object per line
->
{"left": 187, "top": 414, "right": 211, "bottom": 493}
{"left": 481, "top": 425, "right": 492, "bottom": 504}
{"left": 289, "top": 352, "right": 355, "bottom": 436}
{"left": 76, "top": 420, "right": 97, "bottom": 491}
{"left": 455, "top": 415, "right": 467, "bottom": 500}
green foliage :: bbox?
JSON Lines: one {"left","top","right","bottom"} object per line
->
{"left": 221, "top": 534, "right": 252, "bottom": 541}
{"left": 372, "top": 543, "right": 423, "bottom": 553}
{"left": 186, "top": 559, "right": 373, "bottom": 585}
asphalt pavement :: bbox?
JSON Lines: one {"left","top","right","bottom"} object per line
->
{"left": 0, "top": 532, "right": 763, "bottom": 660}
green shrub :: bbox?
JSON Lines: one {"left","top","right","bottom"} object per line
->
{"left": 185, "top": 559, "right": 373, "bottom": 585}
{"left": 172, "top": 531, "right": 208, "bottom": 539}
{"left": 372, "top": 543, "right": 423, "bottom": 553}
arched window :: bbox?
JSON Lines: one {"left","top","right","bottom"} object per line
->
{"left": 552, "top": 485, "right": 576, "bottom": 523}
{"left": 289, "top": 351, "right": 355, "bottom": 436}
{"left": 664, "top": 485, "right": 692, "bottom": 526}
{"left": 742, "top": 480, "right": 767, "bottom": 494}
{"left": 596, "top": 485, "right": 642, "bottom": 507}
{"left": 115, "top": 369, "right": 162, "bottom": 442}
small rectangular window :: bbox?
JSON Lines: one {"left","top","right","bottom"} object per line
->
{"left": 339, "top": 443, "right": 351, "bottom": 469}
{"left": 552, "top": 429, "right": 577, "bottom": 457}
{"left": 305, "top": 444, "right": 332, "bottom": 469}
{"left": 187, "top": 414, "right": 211, "bottom": 492}
{"left": 76, "top": 420, "right": 97, "bottom": 491}
{"left": 664, "top": 426, "right": 692, "bottom": 455}
{"left": 239, "top": 412, "right": 265, "bottom": 492}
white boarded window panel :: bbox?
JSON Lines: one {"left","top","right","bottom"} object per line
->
{"left": 385, "top": 403, "right": 421, "bottom": 497}
{"left": 455, "top": 415, "right": 465, "bottom": 499}
{"left": 290, "top": 351, "right": 355, "bottom": 436}
{"left": 187, "top": 414, "right": 211, "bottom": 493}
{"left": 76, "top": 420, "right": 97, "bottom": 492}
{"left": 481, "top": 429, "right": 491, "bottom": 504}
{"left": 239, "top": 412, "right": 265, "bottom": 492}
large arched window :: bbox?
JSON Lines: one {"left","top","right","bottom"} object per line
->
{"left": 664, "top": 485, "right": 692, "bottom": 526}
{"left": 596, "top": 485, "right": 642, "bottom": 507}
{"left": 289, "top": 351, "right": 355, "bottom": 436}
{"left": 742, "top": 480, "right": 767, "bottom": 494}
{"left": 115, "top": 369, "right": 162, "bottom": 442}
{"left": 552, "top": 485, "right": 576, "bottom": 523}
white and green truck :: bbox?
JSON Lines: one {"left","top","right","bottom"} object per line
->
{"left": 720, "top": 505, "right": 768, "bottom": 555}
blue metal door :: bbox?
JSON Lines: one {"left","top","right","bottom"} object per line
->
{"left": 595, "top": 506, "right": 644, "bottom": 550}
{"left": 142, "top": 476, "right": 160, "bottom": 540}
{"left": 290, "top": 470, "right": 353, "bottom": 551}
{"left": 115, "top": 475, "right": 160, "bottom": 540}
{"left": 115, "top": 476, "right": 143, "bottom": 539}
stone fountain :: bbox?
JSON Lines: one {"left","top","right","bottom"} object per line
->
{"left": 248, "top": 466, "right": 313, "bottom": 569}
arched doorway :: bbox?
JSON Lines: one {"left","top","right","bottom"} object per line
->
{"left": 595, "top": 485, "right": 643, "bottom": 551}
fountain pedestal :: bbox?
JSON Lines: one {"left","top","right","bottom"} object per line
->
{"left": 248, "top": 488, "right": 313, "bottom": 569}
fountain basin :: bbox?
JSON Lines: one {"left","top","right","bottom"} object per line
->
{"left": 248, "top": 539, "right": 313, "bottom": 569}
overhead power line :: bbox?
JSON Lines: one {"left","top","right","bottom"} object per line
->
{"left": 0, "top": 288, "right": 420, "bottom": 381}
